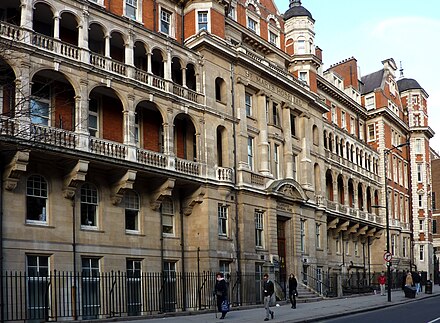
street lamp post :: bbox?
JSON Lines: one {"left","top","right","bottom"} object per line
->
{"left": 383, "top": 141, "right": 410, "bottom": 302}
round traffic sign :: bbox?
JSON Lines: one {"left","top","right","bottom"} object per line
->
{"left": 383, "top": 252, "right": 392, "bottom": 262}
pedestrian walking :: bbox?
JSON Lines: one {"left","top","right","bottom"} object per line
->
{"left": 413, "top": 271, "right": 421, "bottom": 294}
{"left": 288, "top": 273, "right": 298, "bottom": 308}
{"left": 378, "top": 271, "right": 386, "bottom": 296}
{"left": 262, "top": 273, "right": 275, "bottom": 321}
{"left": 405, "top": 271, "right": 413, "bottom": 287}
{"left": 214, "top": 272, "right": 228, "bottom": 319}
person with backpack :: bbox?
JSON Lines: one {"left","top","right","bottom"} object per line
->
{"left": 262, "top": 273, "right": 275, "bottom": 321}
{"left": 214, "top": 272, "right": 228, "bottom": 319}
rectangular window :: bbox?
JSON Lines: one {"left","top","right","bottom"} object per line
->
{"left": 218, "top": 204, "right": 228, "bottom": 236}
{"left": 331, "top": 104, "right": 336, "bottom": 123}
{"left": 245, "top": 92, "right": 252, "bottom": 117}
{"left": 290, "top": 114, "right": 297, "bottom": 137}
{"left": 197, "top": 10, "right": 208, "bottom": 31}
{"left": 297, "top": 39, "right": 305, "bottom": 54}
{"left": 433, "top": 219, "right": 437, "bottom": 234}
{"left": 418, "top": 194, "right": 423, "bottom": 208}
{"left": 336, "top": 237, "right": 341, "bottom": 254}
{"left": 161, "top": 199, "right": 174, "bottom": 235}
{"left": 160, "top": 9, "right": 171, "bottom": 35}
{"left": 228, "top": 6, "right": 236, "bottom": 20}
{"left": 82, "top": 257, "right": 100, "bottom": 319}
{"left": 89, "top": 98, "right": 99, "bottom": 137}
{"left": 126, "top": 259, "right": 141, "bottom": 316}
{"left": 341, "top": 111, "right": 346, "bottom": 129}
{"left": 345, "top": 241, "right": 349, "bottom": 255}
{"left": 420, "top": 245, "right": 424, "bottom": 261}
{"left": 269, "top": 31, "right": 278, "bottom": 45}
{"left": 255, "top": 210, "right": 263, "bottom": 247}
{"left": 419, "top": 219, "right": 424, "bottom": 231}
{"left": 274, "top": 144, "right": 280, "bottom": 179}
{"left": 367, "top": 124, "right": 375, "bottom": 142}
{"left": 247, "top": 137, "right": 254, "bottom": 170}
{"left": 415, "top": 139, "right": 422, "bottom": 153}
{"left": 247, "top": 17, "right": 257, "bottom": 32}
{"left": 404, "top": 163, "right": 408, "bottom": 188}
{"left": 124, "top": 191, "right": 139, "bottom": 232}
{"left": 300, "top": 219, "right": 306, "bottom": 252}
{"left": 219, "top": 261, "right": 230, "bottom": 278}
{"left": 299, "top": 71, "right": 307, "bottom": 83}
{"left": 365, "top": 96, "right": 375, "bottom": 110}
{"left": 30, "top": 82, "right": 50, "bottom": 126}
{"left": 359, "top": 122, "right": 364, "bottom": 140}
{"left": 315, "top": 224, "right": 321, "bottom": 249}
{"left": 27, "top": 255, "right": 49, "bottom": 320}
{"left": 272, "top": 102, "right": 279, "bottom": 125}
{"left": 354, "top": 242, "right": 359, "bottom": 257}
{"left": 350, "top": 117, "right": 355, "bottom": 135}
{"left": 417, "top": 164, "right": 422, "bottom": 182}
{"left": 126, "top": 0, "right": 137, "bottom": 19}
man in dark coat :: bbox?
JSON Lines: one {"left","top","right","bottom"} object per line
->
{"left": 288, "top": 273, "right": 298, "bottom": 308}
{"left": 263, "top": 273, "right": 275, "bottom": 321}
{"left": 214, "top": 272, "right": 228, "bottom": 319}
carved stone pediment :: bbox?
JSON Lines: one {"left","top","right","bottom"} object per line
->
{"left": 267, "top": 179, "right": 308, "bottom": 202}
{"left": 150, "top": 179, "right": 175, "bottom": 211}
{"left": 182, "top": 187, "right": 205, "bottom": 216}
{"left": 3, "top": 150, "right": 30, "bottom": 191}
{"left": 63, "top": 160, "right": 89, "bottom": 199}
{"left": 111, "top": 170, "right": 137, "bottom": 205}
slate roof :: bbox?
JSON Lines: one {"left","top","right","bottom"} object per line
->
{"left": 397, "top": 78, "right": 424, "bottom": 93}
{"left": 361, "top": 69, "right": 384, "bottom": 94}
{"left": 284, "top": 2, "right": 314, "bottom": 21}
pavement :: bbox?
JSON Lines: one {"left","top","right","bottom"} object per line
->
{"left": 125, "top": 284, "right": 440, "bottom": 323}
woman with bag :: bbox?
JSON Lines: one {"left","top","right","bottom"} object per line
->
{"left": 288, "top": 273, "right": 298, "bottom": 309}
{"left": 214, "top": 272, "right": 228, "bottom": 319}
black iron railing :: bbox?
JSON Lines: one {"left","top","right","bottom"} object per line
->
{"left": 1, "top": 271, "right": 266, "bottom": 322}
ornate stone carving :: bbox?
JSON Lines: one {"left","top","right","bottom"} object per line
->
{"left": 3, "top": 150, "right": 29, "bottom": 191}
{"left": 111, "top": 170, "right": 137, "bottom": 205}
{"left": 182, "top": 187, "right": 205, "bottom": 216}
{"left": 63, "top": 160, "right": 89, "bottom": 199}
{"left": 150, "top": 179, "right": 175, "bottom": 211}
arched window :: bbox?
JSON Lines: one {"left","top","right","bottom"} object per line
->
{"left": 26, "top": 175, "right": 48, "bottom": 222}
{"left": 81, "top": 183, "right": 98, "bottom": 227}
{"left": 124, "top": 190, "right": 140, "bottom": 231}
{"left": 312, "top": 125, "right": 319, "bottom": 146}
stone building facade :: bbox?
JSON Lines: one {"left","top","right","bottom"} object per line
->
{"left": 0, "top": 0, "right": 434, "bottom": 307}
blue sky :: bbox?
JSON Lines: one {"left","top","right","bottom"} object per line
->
{"left": 274, "top": 0, "right": 440, "bottom": 153}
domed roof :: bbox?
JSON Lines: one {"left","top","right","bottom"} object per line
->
{"left": 397, "top": 78, "right": 424, "bottom": 92}
{"left": 284, "top": 0, "right": 314, "bottom": 21}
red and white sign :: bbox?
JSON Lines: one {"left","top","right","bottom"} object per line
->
{"left": 383, "top": 252, "right": 392, "bottom": 262}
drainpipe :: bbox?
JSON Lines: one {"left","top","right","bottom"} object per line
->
{"left": 230, "top": 62, "right": 241, "bottom": 304}
{"left": 71, "top": 197, "right": 78, "bottom": 320}
{"left": 180, "top": 2, "right": 185, "bottom": 45}
{"left": 179, "top": 192, "right": 186, "bottom": 311}
{"left": 153, "top": 0, "right": 157, "bottom": 32}
{"left": 0, "top": 158, "right": 4, "bottom": 323}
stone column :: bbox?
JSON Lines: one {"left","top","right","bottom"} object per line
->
{"left": 53, "top": 15, "right": 60, "bottom": 39}
{"left": 256, "top": 92, "right": 269, "bottom": 174}
{"left": 299, "top": 114, "right": 312, "bottom": 189}
{"left": 182, "top": 67, "right": 187, "bottom": 88}
{"left": 282, "top": 103, "right": 294, "bottom": 179}
{"left": 147, "top": 53, "right": 152, "bottom": 74}
{"left": 105, "top": 35, "right": 110, "bottom": 57}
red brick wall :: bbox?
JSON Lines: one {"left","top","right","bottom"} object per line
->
{"left": 211, "top": 8, "right": 225, "bottom": 39}
{"left": 184, "top": 9, "right": 196, "bottom": 40}
{"left": 143, "top": 0, "right": 155, "bottom": 31}
{"left": 53, "top": 83, "right": 74, "bottom": 131}
{"left": 102, "top": 96, "right": 123, "bottom": 143}
{"left": 142, "top": 110, "right": 161, "bottom": 152}
{"left": 329, "top": 58, "right": 359, "bottom": 90}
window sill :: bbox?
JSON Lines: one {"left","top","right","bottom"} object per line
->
{"left": 218, "top": 236, "right": 232, "bottom": 241}
{"left": 25, "top": 221, "right": 52, "bottom": 228}
{"left": 126, "top": 230, "right": 144, "bottom": 236}
{"left": 81, "top": 225, "right": 104, "bottom": 233}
